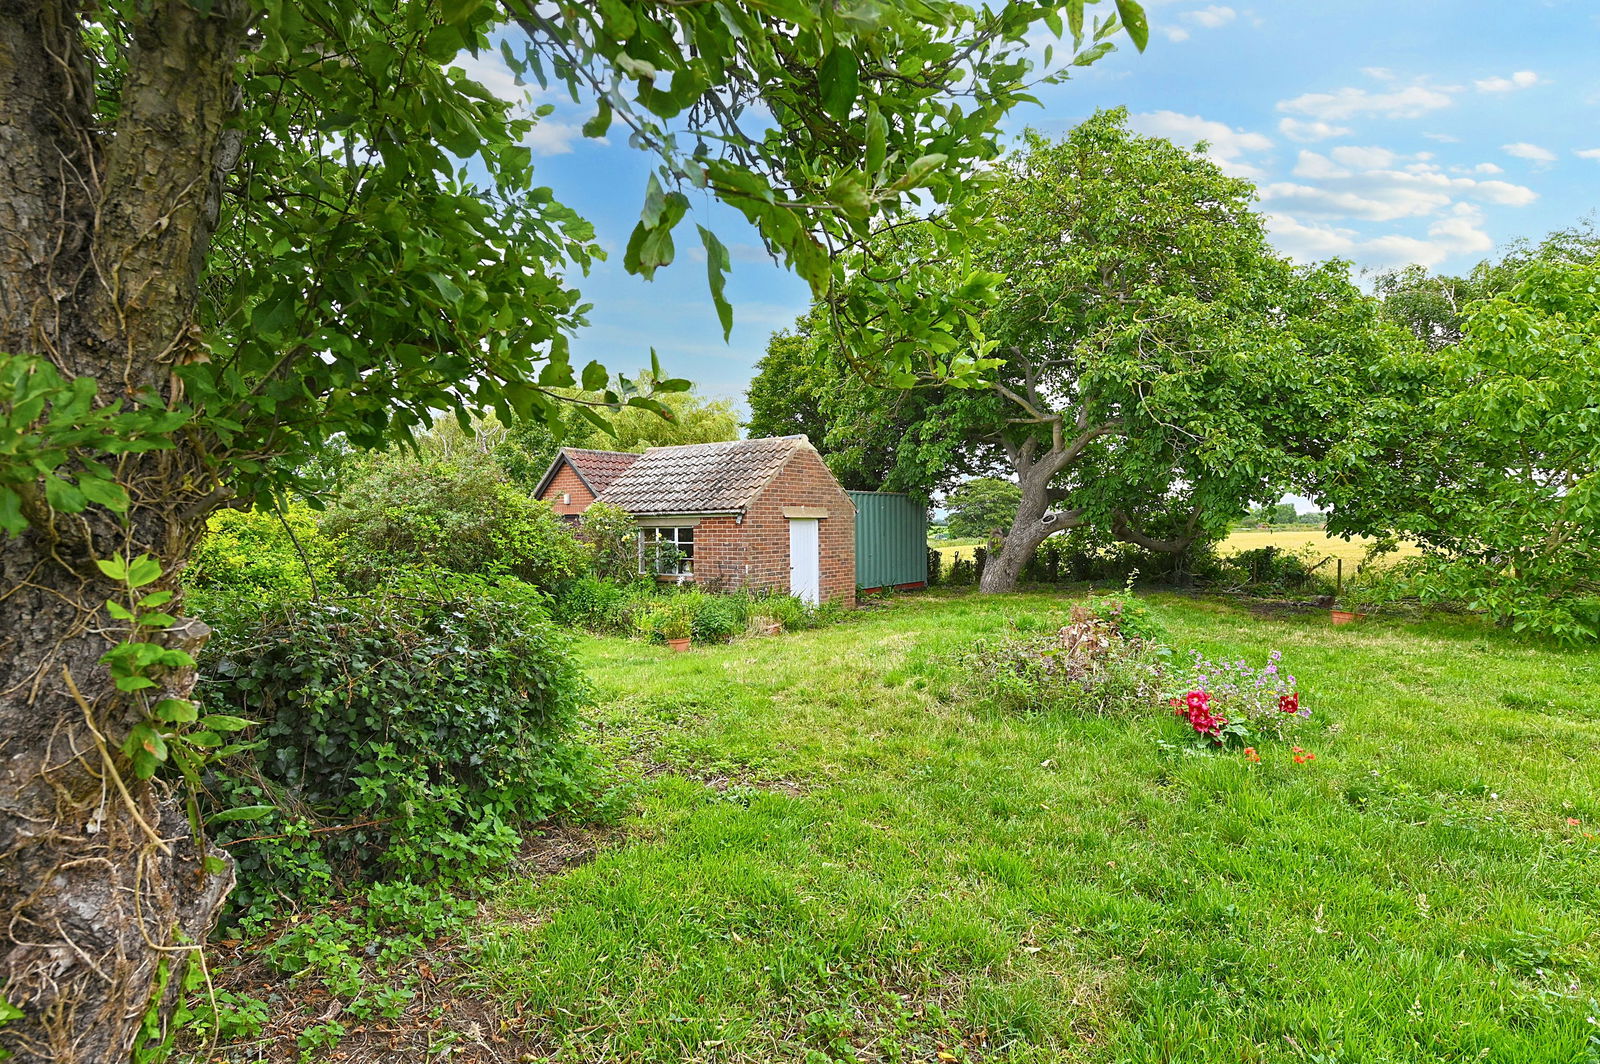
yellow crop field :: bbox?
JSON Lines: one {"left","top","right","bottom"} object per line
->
{"left": 930, "top": 527, "right": 1418, "bottom": 569}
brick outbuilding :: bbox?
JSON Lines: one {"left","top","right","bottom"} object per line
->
{"left": 534, "top": 436, "right": 855, "bottom": 607}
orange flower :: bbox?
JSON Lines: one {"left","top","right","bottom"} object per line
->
{"left": 1567, "top": 817, "right": 1582, "bottom": 827}
{"left": 1244, "top": 747, "right": 1260, "bottom": 763}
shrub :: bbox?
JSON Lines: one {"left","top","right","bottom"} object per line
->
{"left": 322, "top": 451, "right": 588, "bottom": 590}
{"left": 1087, "top": 588, "right": 1168, "bottom": 644}
{"left": 964, "top": 604, "right": 1167, "bottom": 716}
{"left": 688, "top": 594, "right": 748, "bottom": 643}
{"left": 1218, "top": 545, "right": 1333, "bottom": 596}
{"left": 579, "top": 502, "right": 639, "bottom": 583}
{"left": 186, "top": 504, "right": 337, "bottom": 600}
{"left": 194, "top": 573, "right": 593, "bottom": 922}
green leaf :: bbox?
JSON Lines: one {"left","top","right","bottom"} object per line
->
{"left": 1115, "top": 0, "right": 1150, "bottom": 50}
{"left": 698, "top": 226, "right": 734, "bottom": 340}
{"left": 0, "top": 488, "right": 25, "bottom": 536}
{"left": 197, "top": 714, "right": 256, "bottom": 733}
{"left": 96, "top": 555, "right": 129, "bottom": 581}
{"left": 126, "top": 554, "right": 162, "bottom": 588}
{"left": 817, "top": 46, "right": 860, "bottom": 122}
{"left": 43, "top": 475, "right": 86, "bottom": 513}
{"left": 78, "top": 476, "right": 129, "bottom": 513}
{"left": 580, "top": 361, "right": 609, "bottom": 391}
{"left": 209, "top": 804, "right": 277, "bottom": 824}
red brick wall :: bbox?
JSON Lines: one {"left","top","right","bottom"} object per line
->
{"left": 538, "top": 463, "right": 595, "bottom": 516}
{"left": 685, "top": 446, "right": 856, "bottom": 607}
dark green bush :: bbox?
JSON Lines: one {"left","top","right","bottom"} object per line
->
{"left": 194, "top": 573, "right": 593, "bottom": 922}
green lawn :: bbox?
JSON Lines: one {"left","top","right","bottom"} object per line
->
{"left": 471, "top": 591, "right": 1600, "bottom": 1063}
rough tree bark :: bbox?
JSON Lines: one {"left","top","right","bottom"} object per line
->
{"left": 0, "top": 3, "right": 247, "bottom": 1060}
{"left": 977, "top": 394, "right": 1114, "bottom": 593}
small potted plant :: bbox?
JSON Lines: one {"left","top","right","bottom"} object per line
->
{"left": 1331, "top": 576, "right": 1381, "bottom": 626}
{"left": 657, "top": 606, "right": 692, "bottom": 652}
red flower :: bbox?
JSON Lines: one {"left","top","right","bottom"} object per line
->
{"left": 1185, "top": 690, "right": 1209, "bottom": 711}
{"left": 1291, "top": 746, "right": 1316, "bottom": 764}
{"left": 1244, "top": 747, "right": 1260, "bottom": 763}
{"left": 1278, "top": 693, "right": 1300, "bottom": 714}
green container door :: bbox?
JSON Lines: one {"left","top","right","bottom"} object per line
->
{"left": 847, "top": 490, "right": 928, "bottom": 591}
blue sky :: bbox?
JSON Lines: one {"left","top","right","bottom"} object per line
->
{"left": 463, "top": 0, "right": 1600, "bottom": 409}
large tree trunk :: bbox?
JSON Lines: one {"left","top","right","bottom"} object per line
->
{"left": 978, "top": 453, "right": 1085, "bottom": 594}
{"left": 1, "top": 3, "right": 247, "bottom": 1059}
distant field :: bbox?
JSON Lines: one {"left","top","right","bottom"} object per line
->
{"left": 931, "top": 527, "right": 1419, "bottom": 567}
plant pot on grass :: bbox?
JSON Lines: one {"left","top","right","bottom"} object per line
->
{"left": 656, "top": 611, "right": 692, "bottom": 651}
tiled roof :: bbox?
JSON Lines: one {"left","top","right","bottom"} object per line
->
{"left": 561, "top": 448, "right": 639, "bottom": 494}
{"left": 597, "top": 437, "right": 808, "bottom": 515}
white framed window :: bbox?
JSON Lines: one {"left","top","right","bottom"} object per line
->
{"left": 639, "top": 525, "right": 695, "bottom": 575}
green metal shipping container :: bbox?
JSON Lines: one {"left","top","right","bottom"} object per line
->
{"left": 848, "top": 490, "right": 928, "bottom": 591}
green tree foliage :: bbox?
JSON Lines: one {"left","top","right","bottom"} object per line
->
{"left": 418, "top": 376, "right": 741, "bottom": 491}
{"left": 945, "top": 478, "right": 1023, "bottom": 538}
{"left": 1320, "top": 245, "right": 1600, "bottom": 641}
{"left": 778, "top": 111, "right": 1395, "bottom": 590}
{"left": 320, "top": 451, "right": 587, "bottom": 590}
{"left": 186, "top": 505, "right": 337, "bottom": 601}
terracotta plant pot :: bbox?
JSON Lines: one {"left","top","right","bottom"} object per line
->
{"left": 666, "top": 636, "right": 692, "bottom": 652}
{"left": 1329, "top": 609, "right": 1366, "bottom": 626}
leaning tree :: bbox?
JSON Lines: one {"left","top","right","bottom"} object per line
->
{"left": 0, "top": 1, "right": 1148, "bottom": 1057}
{"left": 808, "top": 110, "right": 1397, "bottom": 591}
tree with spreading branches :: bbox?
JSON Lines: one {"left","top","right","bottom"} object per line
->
{"left": 761, "top": 111, "right": 1398, "bottom": 591}
{"left": 0, "top": 0, "right": 1148, "bottom": 1056}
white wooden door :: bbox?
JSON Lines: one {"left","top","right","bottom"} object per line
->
{"left": 788, "top": 518, "right": 821, "bottom": 605}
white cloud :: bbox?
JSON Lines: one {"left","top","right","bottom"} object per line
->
{"left": 1162, "top": 25, "right": 1191, "bottom": 41}
{"left": 1474, "top": 70, "right": 1540, "bottom": 93}
{"left": 1328, "top": 145, "right": 1400, "bottom": 169}
{"left": 1422, "top": 132, "right": 1461, "bottom": 143}
{"left": 1268, "top": 204, "right": 1492, "bottom": 269}
{"left": 1278, "top": 82, "right": 1458, "bottom": 121}
{"left": 1451, "top": 161, "right": 1504, "bottom": 175}
{"left": 1361, "top": 206, "right": 1493, "bottom": 268}
{"left": 1471, "top": 179, "right": 1539, "bottom": 206}
{"left": 1577, "top": 148, "right": 1600, "bottom": 161}
{"left": 524, "top": 121, "right": 587, "bottom": 156}
{"left": 1266, "top": 213, "right": 1358, "bottom": 261}
{"left": 1127, "top": 110, "right": 1273, "bottom": 178}
{"left": 1261, "top": 168, "right": 1536, "bottom": 221}
{"left": 1502, "top": 141, "right": 1557, "bottom": 167}
{"left": 1278, "top": 117, "right": 1353, "bottom": 143}
{"left": 1292, "top": 151, "right": 1349, "bottom": 180}
{"left": 1185, "top": 5, "right": 1236, "bottom": 28}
